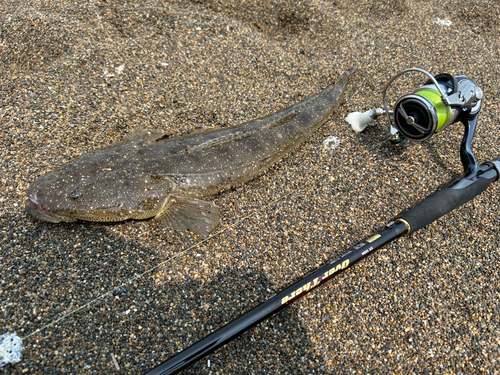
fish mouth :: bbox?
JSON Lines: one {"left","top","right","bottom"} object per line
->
{"left": 25, "top": 192, "right": 76, "bottom": 223}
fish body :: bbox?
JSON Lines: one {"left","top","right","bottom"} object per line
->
{"left": 26, "top": 68, "right": 356, "bottom": 235}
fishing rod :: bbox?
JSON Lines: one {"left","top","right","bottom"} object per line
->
{"left": 146, "top": 68, "right": 500, "bottom": 375}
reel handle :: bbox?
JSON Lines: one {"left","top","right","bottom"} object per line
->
{"left": 345, "top": 109, "right": 384, "bottom": 132}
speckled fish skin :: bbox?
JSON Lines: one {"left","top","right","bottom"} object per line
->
{"left": 25, "top": 68, "right": 356, "bottom": 235}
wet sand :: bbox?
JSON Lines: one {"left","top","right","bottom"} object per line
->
{"left": 1, "top": 0, "right": 500, "bottom": 373}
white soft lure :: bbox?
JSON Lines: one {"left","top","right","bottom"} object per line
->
{"left": 322, "top": 135, "right": 341, "bottom": 151}
{"left": 0, "top": 332, "right": 23, "bottom": 367}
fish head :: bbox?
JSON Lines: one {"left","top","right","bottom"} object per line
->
{"left": 25, "top": 162, "right": 175, "bottom": 223}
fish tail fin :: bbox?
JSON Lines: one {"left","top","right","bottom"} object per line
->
{"left": 347, "top": 67, "right": 358, "bottom": 75}
{"left": 339, "top": 67, "right": 357, "bottom": 85}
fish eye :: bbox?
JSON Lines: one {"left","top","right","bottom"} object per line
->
{"left": 69, "top": 190, "right": 83, "bottom": 200}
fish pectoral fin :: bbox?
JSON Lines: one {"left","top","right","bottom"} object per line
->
{"left": 154, "top": 194, "right": 220, "bottom": 237}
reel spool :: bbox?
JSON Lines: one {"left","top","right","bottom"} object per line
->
{"left": 392, "top": 83, "right": 458, "bottom": 141}
{"left": 346, "top": 68, "right": 484, "bottom": 178}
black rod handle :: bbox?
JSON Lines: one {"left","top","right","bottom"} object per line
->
{"left": 396, "top": 177, "right": 491, "bottom": 234}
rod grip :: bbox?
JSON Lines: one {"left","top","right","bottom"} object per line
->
{"left": 396, "top": 177, "right": 491, "bottom": 234}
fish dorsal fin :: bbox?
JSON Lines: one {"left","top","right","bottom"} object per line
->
{"left": 123, "top": 128, "right": 173, "bottom": 143}
{"left": 260, "top": 108, "right": 301, "bottom": 130}
{"left": 162, "top": 125, "right": 236, "bottom": 143}
{"left": 96, "top": 128, "right": 173, "bottom": 151}
{"left": 154, "top": 194, "right": 220, "bottom": 237}
{"left": 187, "top": 130, "right": 250, "bottom": 152}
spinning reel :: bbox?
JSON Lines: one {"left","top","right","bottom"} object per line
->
{"left": 346, "top": 68, "right": 484, "bottom": 179}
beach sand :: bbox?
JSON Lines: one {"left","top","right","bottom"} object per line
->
{"left": 1, "top": 0, "right": 500, "bottom": 373}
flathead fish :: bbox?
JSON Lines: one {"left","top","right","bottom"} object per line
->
{"left": 26, "top": 68, "right": 356, "bottom": 235}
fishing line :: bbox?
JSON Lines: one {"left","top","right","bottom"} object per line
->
{"left": 15, "top": 130, "right": 391, "bottom": 346}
